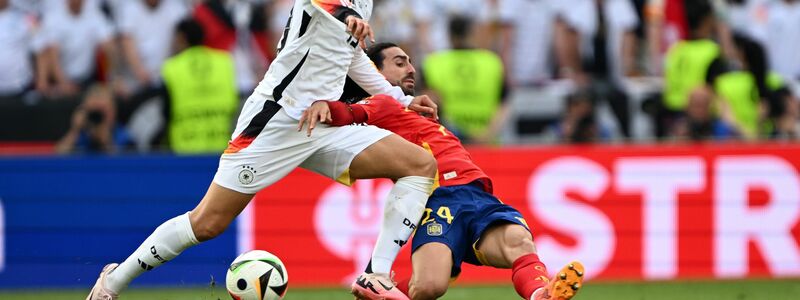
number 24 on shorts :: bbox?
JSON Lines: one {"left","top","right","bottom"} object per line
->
{"left": 421, "top": 206, "right": 454, "bottom": 225}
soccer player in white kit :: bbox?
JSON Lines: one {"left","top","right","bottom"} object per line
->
{"left": 86, "top": 1, "right": 437, "bottom": 299}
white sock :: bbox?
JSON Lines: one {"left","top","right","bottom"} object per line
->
{"left": 369, "top": 176, "right": 433, "bottom": 274}
{"left": 105, "top": 212, "right": 199, "bottom": 293}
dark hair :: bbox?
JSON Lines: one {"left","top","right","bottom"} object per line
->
{"left": 176, "top": 18, "right": 205, "bottom": 46}
{"left": 449, "top": 15, "right": 472, "bottom": 40}
{"left": 685, "top": 0, "right": 713, "bottom": 32}
{"left": 365, "top": 42, "right": 399, "bottom": 70}
{"left": 733, "top": 34, "right": 769, "bottom": 99}
{"left": 769, "top": 88, "right": 793, "bottom": 117}
{"left": 341, "top": 42, "right": 401, "bottom": 101}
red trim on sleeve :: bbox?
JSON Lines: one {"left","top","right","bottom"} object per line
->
{"left": 350, "top": 104, "right": 367, "bottom": 123}
{"left": 327, "top": 100, "right": 369, "bottom": 126}
{"left": 326, "top": 101, "right": 355, "bottom": 126}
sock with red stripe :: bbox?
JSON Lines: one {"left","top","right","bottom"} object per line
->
{"left": 512, "top": 253, "right": 549, "bottom": 299}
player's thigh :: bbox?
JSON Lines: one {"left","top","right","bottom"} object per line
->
{"left": 197, "top": 140, "right": 313, "bottom": 240}
{"left": 201, "top": 108, "right": 320, "bottom": 238}
{"left": 348, "top": 133, "right": 436, "bottom": 180}
{"left": 300, "top": 124, "right": 392, "bottom": 184}
{"left": 476, "top": 223, "right": 536, "bottom": 268}
{"left": 217, "top": 108, "right": 320, "bottom": 193}
{"left": 302, "top": 125, "right": 434, "bottom": 183}
{"left": 410, "top": 242, "right": 453, "bottom": 297}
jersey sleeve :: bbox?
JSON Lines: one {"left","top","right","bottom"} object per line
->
{"left": 325, "top": 95, "right": 400, "bottom": 126}
{"left": 310, "top": 0, "right": 362, "bottom": 24}
{"left": 357, "top": 94, "right": 404, "bottom": 125}
{"left": 92, "top": 14, "right": 115, "bottom": 43}
{"left": 348, "top": 48, "right": 415, "bottom": 106}
{"left": 497, "top": 0, "right": 521, "bottom": 24}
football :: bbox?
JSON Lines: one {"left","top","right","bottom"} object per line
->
{"left": 225, "top": 250, "right": 289, "bottom": 300}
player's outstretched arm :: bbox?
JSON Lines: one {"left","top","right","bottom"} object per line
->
{"left": 299, "top": 95, "right": 406, "bottom": 135}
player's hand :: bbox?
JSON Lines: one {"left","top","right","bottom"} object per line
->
{"left": 298, "top": 101, "right": 332, "bottom": 137}
{"left": 345, "top": 15, "right": 375, "bottom": 49}
{"left": 408, "top": 95, "right": 438, "bottom": 120}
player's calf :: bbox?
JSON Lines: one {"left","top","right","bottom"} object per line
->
{"left": 189, "top": 183, "right": 255, "bottom": 241}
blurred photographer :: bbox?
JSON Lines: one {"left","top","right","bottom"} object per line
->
{"left": 56, "top": 85, "right": 128, "bottom": 153}
{"left": 547, "top": 89, "right": 611, "bottom": 144}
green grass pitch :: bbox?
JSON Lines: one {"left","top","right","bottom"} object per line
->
{"left": 1, "top": 279, "right": 798, "bottom": 300}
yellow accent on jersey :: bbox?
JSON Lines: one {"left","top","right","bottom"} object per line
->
{"left": 421, "top": 142, "right": 440, "bottom": 191}
{"left": 438, "top": 125, "right": 448, "bottom": 136}
{"left": 473, "top": 241, "right": 491, "bottom": 266}
{"left": 515, "top": 217, "right": 530, "bottom": 230}
{"left": 335, "top": 168, "right": 354, "bottom": 186}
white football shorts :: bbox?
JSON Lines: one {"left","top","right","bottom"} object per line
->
{"left": 212, "top": 93, "right": 393, "bottom": 194}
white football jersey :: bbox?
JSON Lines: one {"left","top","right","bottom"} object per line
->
{"left": 254, "top": 0, "right": 413, "bottom": 120}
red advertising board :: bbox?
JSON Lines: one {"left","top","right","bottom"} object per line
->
{"left": 243, "top": 143, "right": 800, "bottom": 286}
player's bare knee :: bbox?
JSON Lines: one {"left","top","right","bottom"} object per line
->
{"left": 406, "top": 150, "right": 437, "bottom": 178}
{"left": 191, "top": 219, "right": 228, "bottom": 242}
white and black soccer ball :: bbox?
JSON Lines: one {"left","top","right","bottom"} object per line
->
{"left": 225, "top": 250, "right": 288, "bottom": 300}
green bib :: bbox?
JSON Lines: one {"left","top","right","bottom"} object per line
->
{"left": 715, "top": 71, "right": 786, "bottom": 137}
{"left": 162, "top": 46, "right": 238, "bottom": 154}
{"left": 423, "top": 49, "right": 504, "bottom": 138}
{"left": 664, "top": 39, "right": 721, "bottom": 110}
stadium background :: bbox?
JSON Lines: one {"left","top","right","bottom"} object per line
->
{"left": 1, "top": 0, "right": 800, "bottom": 299}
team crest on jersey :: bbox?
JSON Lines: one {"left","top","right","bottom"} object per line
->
{"left": 238, "top": 166, "right": 256, "bottom": 185}
{"left": 427, "top": 221, "right": 443, "bottom": 236}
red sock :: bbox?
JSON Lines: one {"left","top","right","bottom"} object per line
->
{"left": 511, "top": 253, "right": 549, "bottom": 299}
{"left": 395, "top": 276, "right": 410, "bottom": 296}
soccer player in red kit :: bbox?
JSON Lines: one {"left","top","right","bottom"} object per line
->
{"left": 299, "top": 43, "right": 584, "bottom": 300}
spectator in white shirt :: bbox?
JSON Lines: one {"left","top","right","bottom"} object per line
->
{"left": 12, "top": 0, "right": 104, "bottom": 17}
{"left": 766, "top": 0, "right": 800, "bottom": 81}
{"left": 497, "top": 0, "right": 558, "bottom": 86}
{"left": 554, "top": 0, "right": 640, "bottom": 138}
{"left": 33, "top": 0, "right": 116, "bottom": 97}
{"left": 412, "top": 0, "right": 490, "bottom": 57}
{"left": 371, "top": 0, "right": 415, "bottom": 51}
{"left": 0, "top": 0, "right": 37, "bottom": 98}
{"left": 724, "top": 0, "right": 771, "bottom": 43}
{"left": 117, "top": 0, "right": 188, "bottom": 92}
{"left": 554, "top": 0, "right": 639, "bottom": 83}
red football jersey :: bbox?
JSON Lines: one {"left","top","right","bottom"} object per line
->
{"left": 337, "top": 95, "right": 493, "bottom": 192}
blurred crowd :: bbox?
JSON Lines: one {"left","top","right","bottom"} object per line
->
{"left": 0, "top": 0, "right": 799, "bottom": 154}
